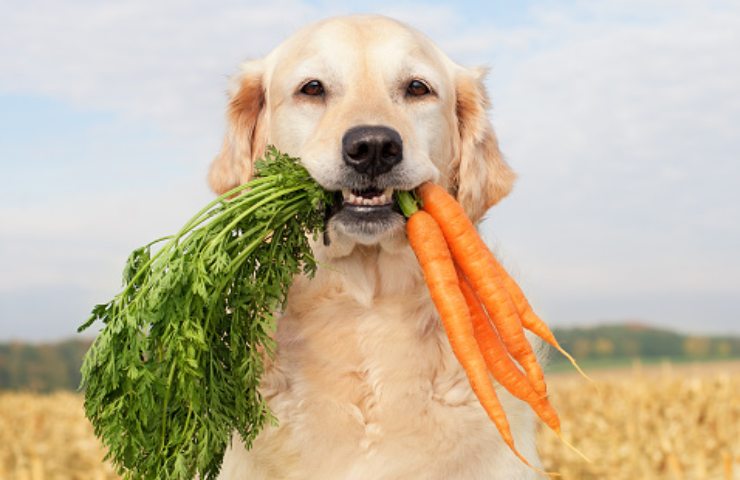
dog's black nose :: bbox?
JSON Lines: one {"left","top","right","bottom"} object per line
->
{"left": 342, "top": 126, "right": 403, "bottom": 177}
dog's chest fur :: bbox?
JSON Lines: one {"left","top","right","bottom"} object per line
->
{"left": 218, "top": 247, "right": 539, "bottom": 480}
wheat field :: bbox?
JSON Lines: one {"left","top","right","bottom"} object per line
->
{"left": 1, "top": 362, "right": 738, "bottom": 480}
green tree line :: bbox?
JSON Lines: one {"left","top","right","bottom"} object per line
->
{"left": 550, "top": 324, "right": 740, "bottom": 363}
{"left": 1, "top": 325, "right": 739, "bottom": 391}
{"left": 0, "top": 339, "right": 91, "bottom": 392}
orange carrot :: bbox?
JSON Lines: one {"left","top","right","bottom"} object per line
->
{"left": 457, "top": 267, "right": 561, "bottom": 433}
{"left": 406, "top": 209, "right": 541, "bottom": 470}
{"left": 417, "top": 182, "right": 548, "bottom": 396}
{"left": 397, "top": 188, "right": 587, "bottom": 468}
{"left": 417, "top": 182, "right": 590, "bottom": 382}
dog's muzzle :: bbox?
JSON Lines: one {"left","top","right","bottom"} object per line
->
{"left": 325, "top": 125, "right": 407, "bottom": 243}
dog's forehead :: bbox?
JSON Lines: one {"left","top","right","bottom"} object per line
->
{"left": 267, "top": 16, "right": 452, "bottom": 86}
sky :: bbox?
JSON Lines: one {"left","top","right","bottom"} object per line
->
{"left": 1, "top": 0, "right": 739, "bottom": 341}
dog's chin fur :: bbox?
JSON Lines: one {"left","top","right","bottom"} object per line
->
{"left": 328, "top": 209, "right": 406, "bottom": 250}
{"left": 210, "top": 14, "right": 537, "bottom": 480}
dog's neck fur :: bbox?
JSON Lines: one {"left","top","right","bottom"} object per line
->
{"left": 302, "top": 233, "right": 425, "bottom": 302}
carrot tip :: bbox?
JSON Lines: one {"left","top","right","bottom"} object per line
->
{"left": 554, "top": 344, "right": 598, "bottom": 390}
{"left": 555, "top": 431, "right": 592, "bottom": 464}
{"left": 510, "top": 446, "right": 562, "bottom": 477}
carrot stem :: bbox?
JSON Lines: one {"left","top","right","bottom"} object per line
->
{"left": 395, "top": 190, "right": 420, "bottom": 217}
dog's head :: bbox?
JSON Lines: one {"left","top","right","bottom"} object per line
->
{"left": 209, "top": 15, "right": 515, "bottom": 254}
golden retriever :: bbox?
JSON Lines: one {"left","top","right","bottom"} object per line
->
{"left": 208, "top": 14, "right": 540, "bottom": 480}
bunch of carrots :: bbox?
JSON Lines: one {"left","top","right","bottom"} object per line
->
{"left": 397, "top": 184, "right": 591, "bottom": 474}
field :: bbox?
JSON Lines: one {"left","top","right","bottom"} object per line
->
{"left": 1, "top": 361, "right": 738, "bottom": 479}
{"left": 539, "top": 361, "right": 740, "bottom": 479}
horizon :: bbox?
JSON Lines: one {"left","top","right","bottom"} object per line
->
{"left": 3, "top": 320, "right": 740, "bottom": 345}
{"left": 1, "top": 1, "right": 739, "bottom": 340}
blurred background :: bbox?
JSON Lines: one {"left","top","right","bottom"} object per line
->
{"left": 0, "top": 1, "right": 738, "bottom": 479}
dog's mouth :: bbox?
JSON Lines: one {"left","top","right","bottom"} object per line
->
{"left": 326, "top": 185, "right": 405, "bottom": 243}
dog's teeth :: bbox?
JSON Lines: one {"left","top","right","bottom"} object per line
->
{"left": 343, "top": 188, "right": 395, "bottom": 206}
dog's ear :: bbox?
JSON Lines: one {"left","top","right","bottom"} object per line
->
{"left": 208, "top": 60, "right": 268, "bottom": 194}
{"left": 451, "top": 67, "right": 516, "bottom": 222}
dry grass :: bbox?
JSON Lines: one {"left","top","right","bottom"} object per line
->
{"left": 0, "top": 361, "right": 737, "bottom": 479}
{"left": 539, "top": 361, "right": 740, "bottom": 479}
{"left": 0, "top": 392, "right": 117, "bottom": 480}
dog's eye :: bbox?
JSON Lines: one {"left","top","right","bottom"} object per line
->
{"left": 406, "top": 79, "right": 431, "bottom": 97}
{"left": 300, "top": 80, "right": 324, "bottom": 96}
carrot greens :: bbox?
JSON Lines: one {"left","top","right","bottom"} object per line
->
{"left": 78, "top": 147, "right": 334, "bottom": 480}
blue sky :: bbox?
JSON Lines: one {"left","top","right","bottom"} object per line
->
{"left": 1, "top": 0, "right": 739, "bottom": 340}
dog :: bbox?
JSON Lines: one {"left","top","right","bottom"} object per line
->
{"left": 208, "top": 15, "right": 540, "bottom": 480}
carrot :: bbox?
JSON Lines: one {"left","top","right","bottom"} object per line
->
{"left": 457, "top": 267, "right": 561, "bottom": 433}
{"left": 398, "top": 188, "right": 588, "bottom": 468}
{"left": 459, "top": 267, "right": 591, "bottom": 463}
{"left": 405, "top": 208, "right": 545, "bottom": 471}
{"left": 417, "top": 182, "right": 590, "bottom": 383}
{"left": 417, "top": 183, "right": 591, "bottom": 384}
{"left": 417, "top": 182, "right": 548, "bottom": 396}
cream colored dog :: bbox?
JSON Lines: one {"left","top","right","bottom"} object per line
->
{"left": 209, "top": 15, "right": 541, "bottom": 480}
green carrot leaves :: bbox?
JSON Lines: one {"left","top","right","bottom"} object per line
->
{"left": 79, "top": 147, "right": 334, "bottom": 479}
